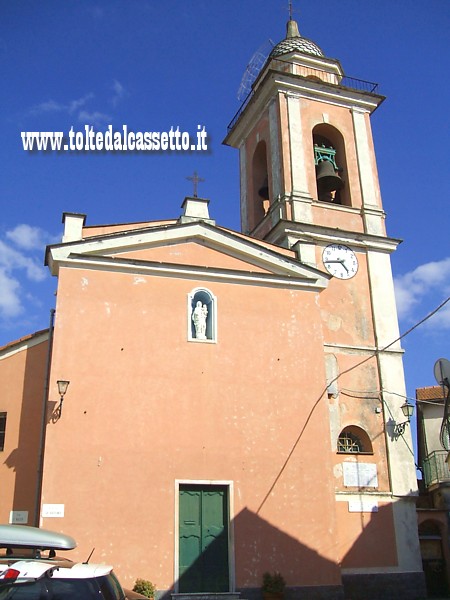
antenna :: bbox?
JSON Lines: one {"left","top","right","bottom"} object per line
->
{"left": 237, "top": 40, "right": 274, "bottom": 102}
{"left": 84, "top": 547, "right": 95, "bottom": 564}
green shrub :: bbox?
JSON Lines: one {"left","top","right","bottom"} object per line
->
{"left": 133, "top": 578, "right": 157, "bottom": 598}
{"left": 262, "top": 571, "right": 286, "bottom": 594}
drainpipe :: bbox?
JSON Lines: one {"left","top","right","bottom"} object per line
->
{"left": 33, "top": 308, "right": 55, "bottom": 527}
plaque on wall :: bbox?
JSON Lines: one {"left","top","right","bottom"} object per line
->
{"left": 343, "top": 462, "right": 378, "bottom": 488}
{"left": 348, "top": 499, "right": 379, "bottom": 513}
{"left": 41, "top": 504, "right": 65, "bottom": 518}
{"left": 9, "top": 511, "right": 28, "bottom": 524}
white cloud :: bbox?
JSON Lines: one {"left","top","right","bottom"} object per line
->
{"left": 0, "top": 240, "right": 46, "bottom": 282}
{"left": 28, "top": 99, "right": 67, "bottom": 115}
{"left": 6, "top": 224, "right": 48, "bottom": 251}
{"left": 0, "top": 225, "right": 55, "bottom": 320}
{"left": 68, "top": 93, "right": 95, "bottom": 115}
{"left": 0, "top": 270, "right": 22, "bottom": 318}
{"left": 394, "top": 257, "right": 450, "bottom": 328}
{"left": 78, "top": 110, "right": 111, "bottom": 128}
{"left": 111, "top": 80, "right": 126, "bottom": 107}
{"left": 24, "top": 86, "right": 121, "bottom": 129}
{"left": 28, "top": 95, "right": 93, "bottom": 118}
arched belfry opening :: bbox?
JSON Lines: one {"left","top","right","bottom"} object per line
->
{"left": 251, "top": 140, "right": 270, "bottom": 230}
{"left": 313, "top": 125, "right": 349, "bottom": 206}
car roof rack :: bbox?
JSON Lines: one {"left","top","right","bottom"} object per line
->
{"left": 0, "top": 525, "right": 76, "bottom": 551}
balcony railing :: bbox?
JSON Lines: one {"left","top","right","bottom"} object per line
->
{"left": 423, "top": 450, "right": 450, "bottom": 487}
{"left": 227, "top": 60, "right": 380, "bottom": 132}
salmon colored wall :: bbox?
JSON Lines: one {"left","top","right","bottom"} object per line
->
{"left": 0, "top": 338, "right": 48, "bottom": 525}
{"left": 335, "top": 501, "right": 398, "bottom": 567}
{"left": 318, "top": 252, "right": 375, "bottom": 348}
{"left": 41, "top": 258, "right": 341, "bottom": 589}
{"left": 115, "top": 242, "right": 273, "bottom": 273}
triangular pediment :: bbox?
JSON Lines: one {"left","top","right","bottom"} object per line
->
{"left": 46, "top": 221, "right": 329, "bottom": 290}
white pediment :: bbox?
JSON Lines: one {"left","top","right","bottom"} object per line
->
{"left": 46, "top": 221, "right": 329, "bottom": 291}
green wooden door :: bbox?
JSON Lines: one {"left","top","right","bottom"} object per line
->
{"left": 179, "top": 485, "right": 229, "bottom": 592}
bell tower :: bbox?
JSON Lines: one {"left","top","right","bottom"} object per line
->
{"left": 225, "top": 16, "right": 425, "bottom": 599}
{"left": 224, "top": 17, "right": 386, "bottom": 245}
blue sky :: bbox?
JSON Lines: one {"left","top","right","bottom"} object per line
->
{"left": 1, "top": 1, "right": 450, "bottom": 415}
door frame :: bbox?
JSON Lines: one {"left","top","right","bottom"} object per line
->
{"left": 174, "top": 479, "right": 235, "bottom": 593}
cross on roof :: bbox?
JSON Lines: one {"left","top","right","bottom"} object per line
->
{"left": 186, "top": 171, "right": 205, "bottom": 198}
{"left": 287, "top": 0, "right": 299, "bottom": 20}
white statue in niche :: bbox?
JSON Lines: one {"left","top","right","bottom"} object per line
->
{"left": 192, "top": 301, "right": 208, "bottom": 339}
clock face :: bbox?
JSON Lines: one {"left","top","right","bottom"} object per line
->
{"left": 322, "top": 244, "right": 358, "bottom": 279}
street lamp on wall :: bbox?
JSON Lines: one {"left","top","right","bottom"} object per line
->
{"left": 394, "top": 400, "right": 414, "bottom": 436}
{"left": 56, "top": 380, "right": 70, "bottom": 418}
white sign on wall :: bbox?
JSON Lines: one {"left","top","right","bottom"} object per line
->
{"left": 343, "top": 462, "right": 378, "bottom": 488}
{"left": 348, "top": 499, "right": 379, "bottom": 513}
{"left": 42, "top": 504, "right": 65, "bottom": 518}
{"left": 9, "top": 511, "right": 28, "bottom": 524}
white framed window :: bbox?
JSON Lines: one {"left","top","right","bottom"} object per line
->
{"left": 187, "top": 288, "right": 217, "bottom": 342}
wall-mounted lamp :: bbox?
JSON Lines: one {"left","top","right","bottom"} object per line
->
{"left": 56, "top": 380, "right": 70, "bottom": 418}
{"left": 394, "top": 400, "right": 414, "bottom": 436}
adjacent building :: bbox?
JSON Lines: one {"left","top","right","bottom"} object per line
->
{"left": 416, "top": 384, "right": 450, "bottom": 597}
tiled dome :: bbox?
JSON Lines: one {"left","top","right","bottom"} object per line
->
{"left": 270, "top": 19, "right": 324, "bottom": 58}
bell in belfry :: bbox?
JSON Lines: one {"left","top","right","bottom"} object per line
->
{"left": 316, "top": 160, "right": 344, "bottom": 202}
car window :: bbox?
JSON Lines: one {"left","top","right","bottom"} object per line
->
{"left": 97, "top": 574, "right": 125, "bottom": 600}
{"left": 50, "top": 578, "right": 101, "bottom": 599}
{"left": 0, "top": 577, "right": 101, "bottom": 599}
{"left": 0, "top": 579, "right": 46, "bottom": 599}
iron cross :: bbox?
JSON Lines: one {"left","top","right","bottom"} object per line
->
{"left": 186, "top": 171, "right": 205, "bottom": 198}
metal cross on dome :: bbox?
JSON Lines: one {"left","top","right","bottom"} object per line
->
{"left": 186, "top": 171, "right": 205, "bottom": 198}
{"left": 287, "top": 0, "right": 299, "bottom": 20}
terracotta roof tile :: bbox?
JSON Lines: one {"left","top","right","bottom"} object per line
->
{"left": 416, "top": 385, "right": 444, "bottom": 401}
{"left": 0, "top": 329, "right": 49, "bottom": 354}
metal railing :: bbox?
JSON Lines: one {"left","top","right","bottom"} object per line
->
{"left": 423, "top": 450, "right": 450, "bottom": 487}
{"left": 227, "top": 59, "right": 379, "bottom": 133}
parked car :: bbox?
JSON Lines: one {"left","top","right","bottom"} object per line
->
{"left": 0, "top": 524, "right": 147, "bottom": 599}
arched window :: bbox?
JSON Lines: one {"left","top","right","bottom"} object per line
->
{"left": 337, "top": 426, "right": 373, "bottom": 454}
{"left": 313, "top": 124, "right": 350, "bottom": 206}
{"left": 188, "top": 288, "right": 217, "bottom": 342}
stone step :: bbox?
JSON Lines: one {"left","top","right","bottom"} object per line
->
{"left": 171, "top": 594, "right": 242, "bottom": 600}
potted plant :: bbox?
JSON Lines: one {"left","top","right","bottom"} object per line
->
{"left": 132, "top": 578, "right": 156, "bottom": 599}
{"left": 262, "top": 571, "right": 286, "bottom": 600}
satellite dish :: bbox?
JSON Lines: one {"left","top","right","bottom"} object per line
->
{"left": 237, "top": 40, "right": 274, "bottom": 102}
{"left": 434, "top": 358, "right": 450, "bottom": 387}
{"left": 433, "top": 358, "right": 450, "bottom": 450}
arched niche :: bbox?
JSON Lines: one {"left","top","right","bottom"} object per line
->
{"left": 188, "top": 288, "right": 217, "bottom": 343}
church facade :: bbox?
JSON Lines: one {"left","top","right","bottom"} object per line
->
{"left": 0, "top": 18, "right": 425, "bottom": 600}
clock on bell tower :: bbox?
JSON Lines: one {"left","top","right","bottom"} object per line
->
{"left": 224, "top": 15, "right": 423, "bottom": 596}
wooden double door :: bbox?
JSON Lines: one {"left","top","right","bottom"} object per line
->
{"left": 179, "top": 485, "right": 229, "bottom": 592}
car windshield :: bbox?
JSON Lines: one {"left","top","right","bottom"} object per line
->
{"left": 0, "top": 574, "right": 125, "bottom": 600}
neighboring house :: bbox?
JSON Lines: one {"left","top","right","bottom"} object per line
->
{"left": 416, "top": 384, "right": 450, "bottom": 597}
{"left": 0, "top": 17, "right": 425, "bottom": 600}
{"left": 0, "top": 330, "right": 49, "bottom": 527}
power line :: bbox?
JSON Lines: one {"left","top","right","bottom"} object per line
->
{"left": 256, "top": 295, "right": 450, "bottom": 513}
